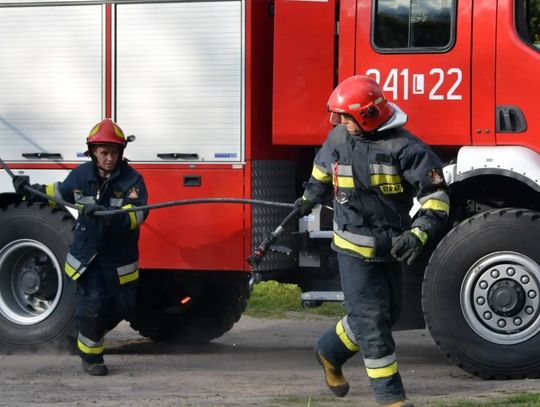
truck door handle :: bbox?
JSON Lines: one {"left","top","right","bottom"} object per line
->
{"left": 157, "top": 153, "right": 199, "bottom": 160}
{"left": 496, "top": 106, "right": 527, "bottom": 133}
{"left": 22, "top": 152, "right": 63, "bottom": 159}
{"left": 183, "top": 175, "right": 201, "bottom": 187}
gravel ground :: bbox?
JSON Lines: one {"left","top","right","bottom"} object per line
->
{"left": 0, "top": 316, "right": 539, "bottom": 407}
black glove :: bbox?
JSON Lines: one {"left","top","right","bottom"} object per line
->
{"left": 12, "top": 175, "right": 30, "bottom": 195}
{"left": 294, "top": 197, "right": 316, "bottom": 217}
{"left": 390, "top": 229, "right": 426, "bottom": 266}
{"left": 80, "top": 203, "right": 107, "bottom": 217}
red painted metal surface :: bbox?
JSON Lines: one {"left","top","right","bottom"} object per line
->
{"left": 353, "top": 0, "right": 472, "bottom": 147}
{"left": 338, "top": 0, "right": 357, "bottom": 81}
{"left": 105, "top": 4, "right": 112, "bottom": 119}
{"left": 471, "top": 0, "right": 497, "bottom": 145}
{"left": 272, "top": 0, "right": 335, "bottom": 145}
{"left": 138, "top": 167, "right": 247, "bottom": 271}
{"left": 495, "top": 0, "right": 540, "bottom": 153}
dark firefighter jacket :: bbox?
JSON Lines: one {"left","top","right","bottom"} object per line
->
{"left": 302, "top": 124, "right": 449, "bottom": 261}
{"left": 42, "top": 160, "right": 148, "bottom": 290}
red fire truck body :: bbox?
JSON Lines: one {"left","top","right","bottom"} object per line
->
{"left": 0, "top": 0, "right": 539, "bottom": 379}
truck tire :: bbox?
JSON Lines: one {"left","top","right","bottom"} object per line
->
{"left": 130, "top": 273, "right": 249, "bottom": 343}
{"left": 423, "top": 208, "right": 540, "bottom": 379}
{"left": 0, "top": 202, "right": 77, "bottom": 351}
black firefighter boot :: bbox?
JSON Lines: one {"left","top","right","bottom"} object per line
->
{"left": 82, "top": 360, "right": 108, "bottom": 376}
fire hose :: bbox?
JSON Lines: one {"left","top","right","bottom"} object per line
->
{"left": 0, "top": 156, "right": 297, "bottom": 267}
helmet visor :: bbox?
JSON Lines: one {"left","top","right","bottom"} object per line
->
{"left": 329, "top": 112, "right": 343, "bottom": 126}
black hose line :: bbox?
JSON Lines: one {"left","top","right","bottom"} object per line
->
{"left": 0, "top": 157, "right": 295, "bottom": 215}
{"left": 98, "top": 198, "right": 294, "bottom": 216}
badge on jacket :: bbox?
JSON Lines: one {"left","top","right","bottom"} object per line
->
{"left": 128, "top": 187, "right": 140, "bottom": 199}
{"left": 429, "top": 168, "right": 445, "bottom": 185}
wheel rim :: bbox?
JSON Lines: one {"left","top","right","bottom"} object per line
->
{"left": 0, "top": 239, "right": 63, "bottom": 325}
{"left": 461, "top": 251, "right": 540, "bottom": 345}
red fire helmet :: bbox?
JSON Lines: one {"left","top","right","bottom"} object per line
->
{"left": 86, "top": 119, "right": 127, "bottom": 149}
{"left": 327, "top": 75, "right": 395, "bottom": 132}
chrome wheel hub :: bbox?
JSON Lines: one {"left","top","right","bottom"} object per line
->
{"left": 461, "top": 252, "right": 540, "bottom": 344}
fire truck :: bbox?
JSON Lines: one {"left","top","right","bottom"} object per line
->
{"left": 0, "top": 0, "right": 539, "bottom": 379}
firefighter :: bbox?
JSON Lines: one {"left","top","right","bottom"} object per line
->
{"left": 12, "top": 119, "right": 148, "bottom": 376}
{"left": 295, "top": 75, "right": 449, "bottom": 407}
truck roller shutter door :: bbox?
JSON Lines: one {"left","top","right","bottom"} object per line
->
{"left": 0, "top": 5, "right": 102, "bottom": 162}
{"left": 116, "top": 1, "right": 244, "bottom": 163}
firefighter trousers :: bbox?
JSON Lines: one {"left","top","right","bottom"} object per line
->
{"left": 317, "top": 253, "right": 406, "bottom": 405}
{"left": 75, "top": 261, "right": 137, "bottom": 364}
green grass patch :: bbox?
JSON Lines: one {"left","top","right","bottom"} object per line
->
{"left": 427, "top": 393, "right": 540, "bottom": 406}
{"left": 245, "top": 281, "right": 345, "bottom": 319}
{"left": 266, "top": 393, "right": 540, "bottom": 407}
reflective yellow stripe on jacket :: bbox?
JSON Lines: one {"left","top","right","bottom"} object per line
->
{"left": 418, "top": 190, "right": 450, "bottom": 214}
{"left": 311, "top": 163, "right": 332, "bottom": 183}
{"left": 122, "top": 204, "right": 145, "bottom": 230}
{"left": 117, "top": 261, "right": 139, "bottom": 285}
{"left": 333, "top": 222, "right": 375, "bottom": 258}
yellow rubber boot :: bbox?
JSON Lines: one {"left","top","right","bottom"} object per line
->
{"left": 314, "top": 349, "right": 349, "bottom": 397}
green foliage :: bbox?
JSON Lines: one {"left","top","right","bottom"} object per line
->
{"left": 527, "top": 0, "right": 540, "bottom": 44}
{"left": 245, "top": 281, "right": 345, "bottom": 319}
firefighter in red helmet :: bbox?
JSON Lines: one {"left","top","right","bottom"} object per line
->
{"left": 295, "top": 76, "right": 449, "bottom": 407}
{"left": 12, "top": 119, "right": 148, "bottom": 376}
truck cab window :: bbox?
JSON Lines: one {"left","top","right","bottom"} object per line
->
{"left": 373, "top": 0, "right": 455, "bottom": 51}
{"left": 516, "top": 0, "right": 540, "bottom": 50}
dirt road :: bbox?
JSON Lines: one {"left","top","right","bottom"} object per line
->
{"left": 0, "top": 316, "right": 539, "bottom": 407}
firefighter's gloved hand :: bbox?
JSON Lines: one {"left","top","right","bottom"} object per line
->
{"left": 391, "top": 228, "right": 427, "bottom": 266}
{"left": 294, "top": 197, "right": 316, "bottom": 217}
{"left": 12, "top": 175, "right": 31, "bottom": 196}
{"left": 80, "top": 203, "right": 107, "bottom": 217}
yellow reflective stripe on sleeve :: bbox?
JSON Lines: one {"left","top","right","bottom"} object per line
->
{"left": 64, "top": 263, "right": 80, "bottom": 280}
{"left": 122, "top": 204, "right": 139, "bottom": 230}
{"left": 312, "top": 164, "right": 332, "bottom": 183}
{"left": 128, "top": 211, "right": 138, "bottom": 230}
{"left": 333, "top": 176, "right": 355, "bottom": 188}
{"left": 119, "top": 269, "right": 139, "bottom": 285}
{"left": 45, "top": 183, "right": 58, "bottom": 209}
{"left": 78, "top": 339, "right": 104, "bottom": 355}
{"left": 365, "top": 361, "right": 399, "bottom": 379}
{"left": 421, "top": 198, "right": 450, "bottom": 214}
{"left": 336, "top": 320, "right": 360, "bottom": 352}
{"left": 370, "top": 174, "right": 401, "bottom": 186}
{"left": 333, "top": 233, "right": 374, "bottom": 258}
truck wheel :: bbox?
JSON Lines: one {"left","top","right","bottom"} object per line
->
{"left": 423, "top": 208, "right": 540, "bottom": 379}
{"left": 0, "top": 203, "right": 76, "bottom": 351}
{"left": 130, "top": 273, "right": 249, "bottom": 343}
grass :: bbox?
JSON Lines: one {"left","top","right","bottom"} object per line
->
{"left": 426, "top": 393, "right": 540, "bottom": 406}
{"left": 266, "top": 393, "right": 540, "bottom": 407}
{"left": 245, "top": 281, "right": 345, "bottom": 319}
